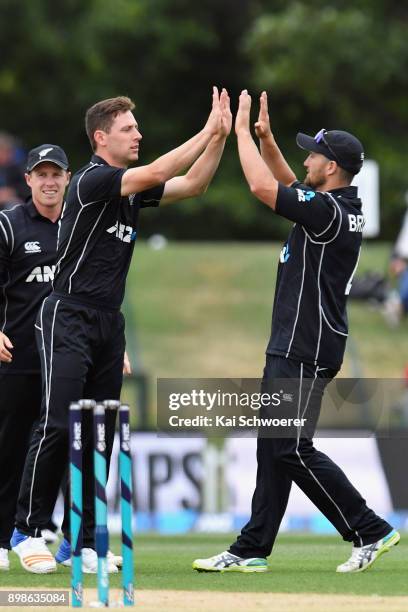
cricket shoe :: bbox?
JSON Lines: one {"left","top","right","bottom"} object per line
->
{"left": 193, "top": 550, "right": 268, "bottom": 573}
{"left": 10, "top": 529, "right": 56, "bottom": 574}
{"left": 336, "top": 529, "right": 400, "bottom": 573}
{"left": 0, "top": 548, "right": 10, "bottom": 571}
{"left": 55, "top": 538, "right": 119, "bottom": 573}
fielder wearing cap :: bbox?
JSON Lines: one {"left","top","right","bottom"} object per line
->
{"left": 193, "top": 90, "right": 399, "bottom": 575}
{"left": 0, "top": 145, "right": 70, "bottom": 571}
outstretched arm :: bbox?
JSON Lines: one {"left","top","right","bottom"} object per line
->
{"left": 121, "top": 87, "right": 223, "bottom": 196}
{"left": 161, "top": 89, "right": 232, "bottom": 204}
{"left": 236, "top": 91, "right": 339, "bottom": 233}
{"left": 255, "top": 92, "right": 296, "bottom": 187}
{"left": 235, "top": 90, "right": 279, "bottom": 210}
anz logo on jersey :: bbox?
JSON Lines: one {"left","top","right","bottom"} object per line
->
{"left": 280, "top": 243, "right": 290, "bottom": 263}
{"left": 106, "top": 221, "right": 137, "bottom": 243}
{"left": 296, "top": 188, "right": 315, "bottom": 202}
{"left": 26, "top": 265, "right": 55, "bottom": 283}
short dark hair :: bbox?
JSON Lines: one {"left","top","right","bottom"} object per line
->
{"left": 85, "top": 96, "right": 135, "bottom": 151}
{"left": 338, "top": 166, "right": 354, "bottom": 185}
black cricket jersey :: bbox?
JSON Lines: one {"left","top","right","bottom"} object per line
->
{"left": 0, "top": 200, "right": 59, "bottom": 374}
{"left": 267, "top": 181, "right": 364, "bottom": 370}
{"left": 54, "top": 155, "right": 164, "bottom": 309}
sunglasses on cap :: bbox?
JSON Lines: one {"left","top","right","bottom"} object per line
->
{"left": 314, "top": 128, "right": 341, "bottom": 165}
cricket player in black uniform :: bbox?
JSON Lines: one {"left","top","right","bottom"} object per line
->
{"left": 193, "top": 91, "right": 399, "bottom": 574}
{"left": 0, "top": 145, "right": 70, "bottom": 571}
{"left": 12, "top": 88, "right": 232, "bottom": 573}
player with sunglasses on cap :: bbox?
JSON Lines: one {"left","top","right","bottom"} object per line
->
{"left": 193, "top": 90, "right": 399, "bottom": 575}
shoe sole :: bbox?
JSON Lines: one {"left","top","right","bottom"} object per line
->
{"left": 336, "top": 531, "right": 401, "bottom": 574}
{"left": 19, "top": 559, "right": 56, "bottom": 574}
{"left": 192, "top": 563, "right": 267, "bottom": 573}
{"left": 0, "top": 566, "right": 10, "bottom": 571}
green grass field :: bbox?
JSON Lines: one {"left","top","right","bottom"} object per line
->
{"left": 1, "top": 534, "right": 406, "bottom": 596}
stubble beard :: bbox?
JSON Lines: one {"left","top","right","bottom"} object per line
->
{"left": 303, "top": 173, "right": 325, "bottom": 190}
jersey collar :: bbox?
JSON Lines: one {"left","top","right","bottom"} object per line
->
{"left": 25, "top": 198, "right": 64, "bottom": 222}
{"left": 26, "top": 198, "right": 42, "bottom": 219}
{"left": 90, "top": 154, "right": 129, "bottom": 170}
{"left": 329, "top": 185, "right": 358, "bottom": 199}
{"left": 91, "top": 154, "right": 109, "bottom": 166}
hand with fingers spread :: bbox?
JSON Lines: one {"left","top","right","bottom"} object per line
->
{"left": 235, "top": 89, "right": 252, "bottom": 135}
{"left": 0, "top": 331, "right": 13, "bottom": 363}
{"left": 220, "top": 88, "right": 232, "bottom": 138}
{"left": 204, "top": 86, "right": 223, "bottom": 136}
{"left": 255, "top": 91, "right": 273, "bottom": 141}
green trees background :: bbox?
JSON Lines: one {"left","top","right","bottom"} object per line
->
{"left": 1, "top": 0, "right": 407, "bottom": 239}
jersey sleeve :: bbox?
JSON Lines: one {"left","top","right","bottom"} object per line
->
{"left": 275, "top": 181, "right": 340, "bottom": 237}
{"left": 139, "top": 183, "right": 165, "bottom": 208}
{"left": 77, "top": 165, "right": 126, "bottom": 204}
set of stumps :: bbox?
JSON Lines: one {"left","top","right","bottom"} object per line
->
{"left": 69, "top": 399, "right": 134, "bottom": 607}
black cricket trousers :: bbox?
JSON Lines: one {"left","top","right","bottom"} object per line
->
{"left": 0, "top": 375, "right": 42, "bottom": 549}
{"left": 229, "top": 355, "right": 392, "bottom": 558}
{"left": 15, "top": 293, "right": 125, "bottom": 547}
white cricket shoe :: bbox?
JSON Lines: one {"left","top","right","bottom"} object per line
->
{"left": 193, "top": 550, "right": 267, "bottom": 573}
{"left": 12, "top": 536, "right": 56, "bottom": 574}
{"left": 0, "top": 548, "right": 10, "bottom": 571}
{"left": 58, "top": 548, "right": 118, "bottom": 574}
{"left": 81, "top": 548, "right": 119, "bottom": 574}
{"left": 336, "top": 530, "right": 400, "bottom": 573}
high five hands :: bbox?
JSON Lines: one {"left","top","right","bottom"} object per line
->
{"left": 206, "top": 87, "right": 270, "bottom": 140}
{"left": 236, "top": 89, "right": 272, "bottom": 139}
{"left": 254, "top": 91, "right": 272, "bottom": 140}
{"left": 205, "top": 86, "right": 232, "bottom": 138}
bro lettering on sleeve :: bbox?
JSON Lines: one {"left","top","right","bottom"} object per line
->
{"left": 348, "top": 214, "right": 365, "bottom": 232}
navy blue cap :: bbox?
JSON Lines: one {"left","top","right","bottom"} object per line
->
{"left": 296, "top": 129, "right": 364, "bottom": 175}
{"left": 27, "top": 144, "right": 69, "bottom": 172}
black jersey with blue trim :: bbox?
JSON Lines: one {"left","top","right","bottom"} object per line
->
{"left": 0, "top": 200, "right": 59, "bottom": 374}
{"left": 266, "top": 181, "right": 364, "bottom": 370}
{"left": 53, "top": 155, "right": 164, "bottom": 309}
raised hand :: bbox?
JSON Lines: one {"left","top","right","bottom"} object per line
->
{"left": 204, "top": 86, "right": 222, "bottom": 136}
{"left": 235, "top": 89, "right": 252, "bottom": 135}
{"left": 254, "top": 91, "right": 272, "bottom": 140}
{"left": 220, "top": 88, "right": 232, "bottom": 137}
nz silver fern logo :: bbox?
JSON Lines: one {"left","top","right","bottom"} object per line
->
{"left": 39, "top": 147, "right": 54, "bottom": 159}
